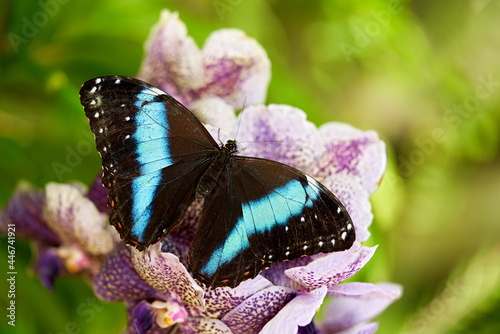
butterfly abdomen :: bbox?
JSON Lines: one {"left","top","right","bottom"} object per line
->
{"left": 195, "top": 140, "right": 237, "bottom": 199}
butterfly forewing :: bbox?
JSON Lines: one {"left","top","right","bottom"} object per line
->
{"left": 189, "top": 156, "right": 355, "bottom": 288}
{"left": 80, "top": 76, "right": 218, "bottom": 249}
{"left": 80, "top": 76, "right": 218, "bottom": 178}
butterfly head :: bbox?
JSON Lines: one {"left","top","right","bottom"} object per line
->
{"left": 223, "top": 140, "right": 238, "bottom": 155}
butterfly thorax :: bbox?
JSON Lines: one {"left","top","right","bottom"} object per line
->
{"left": 195, "top": 140, "right": 238, "bottom": 199}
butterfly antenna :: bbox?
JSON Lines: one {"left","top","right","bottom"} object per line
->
{"left": 234, "top": 96, "right": 247, "bottom": 142}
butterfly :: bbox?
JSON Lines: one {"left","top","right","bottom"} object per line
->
{"left": 79, "top": 75, "right": 355, "bottom": 288}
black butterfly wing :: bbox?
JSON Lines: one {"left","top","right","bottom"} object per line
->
{"left": 189, "top": 156, "right": 355, "bottom": 288}
{"left": 80, "top": 76, "right": 218, "bottom": 249}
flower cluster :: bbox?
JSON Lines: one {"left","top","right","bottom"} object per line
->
{"left": 0, "top": 10, "right": 401, "bottom": 334}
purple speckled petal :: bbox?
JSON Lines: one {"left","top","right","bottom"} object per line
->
{"left": 321, "top": 174, "right": 372, "bottom": 244}
{"left": 126, "top": 301, "right": 169, "bottom": 334}
{"left": 189, "top": 97, "right": 236, "bottom": 132}
{"left": 139, "top": 10, "right": 203, "bottom": 103}
{"left": 86, "top": 174, "right": 110, "bottom": 214}
{"left": 236, "top": 104, "right": 323, "bottom": 171}
{"left": 200, "top": 29, "right": 270, "bottom": 109}
{"left": 93, "top": 244, "right": 159, "bottom": 302}
{"left": 0, "top": 183, "right": 60, "bottom": 246}
{"left": 319, "top": 283, "right": 401, "bottom": 333}
{"left": 285, "top": 246, "right": 377, "bottom": 291}
{"left": 131, "top": 300, "right": 155, "bottom": 334}
{"left": 222, "top": 285, "right": 296, "bottom": 334}
{"left": 44, "top": 183, "right": 118, "bottom": 255}
{"left": 315, "top": 123, "right": 386, "bottom": 194}
{"left": 36, "top": 247, "right": 63, "bottom": 291}
{"left": 190, "top": 318, "right": 233, "bottom": 334}
{"left": 204, "top": 275, "right": 273, "bottom": 319}
{"left": 131, "top": 244, "right": 205, "bottom": 310}
{"left": 261, "top": 256, "right": 318, "bottom": 289}
{"left": 260, "top": 286, "right": 327, "bottom": 334}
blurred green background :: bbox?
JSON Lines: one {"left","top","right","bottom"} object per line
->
{"left": 1, "top": 0, "right": 500, "bottom": 333}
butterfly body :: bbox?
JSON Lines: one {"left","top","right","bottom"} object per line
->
{"left": 196, "top": 140, "right": 237, "bottom": 199}
{"left": 80, "top": 75, "right": 355, "bottom": 288}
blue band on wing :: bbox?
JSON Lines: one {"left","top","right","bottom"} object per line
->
{"left": 131, "top": 90, "right": 173, "bottom": 241}
{"left": 201, "top": 176, "right": 320, "bottom": 275}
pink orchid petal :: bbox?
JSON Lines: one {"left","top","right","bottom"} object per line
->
{"left": 285, "top": 246, "right": 377, "bottom": 290}
{"left": 201, "top": 29, "right": 270, "bottom": 108}
{"left": 333, "top": 322, "right": 379, "bottom": 334}
{"left": 44, "top": 183, "right": 118, "bottom": 255}
{"left": 139, "top": 10, "right": 204, "bottom": 103}
{"left": 236, "top": 104, "right": 323, "bottom": 171}
{"left": 0, "top": 183, "right": 60, "bottom": 246}
{"left": 190, "top": 96, "right": 237, "bottom": 131}
{"left": 317, "top": 123, "right": 386, "bottom": 194}
{"left": 260, "top": 286, "right": 328, "bottom": 334}
{"left": 320, "top": 283, "right": 402, "bottom": 333}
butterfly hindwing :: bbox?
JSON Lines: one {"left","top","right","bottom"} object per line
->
{"left": 102, "top": 158, "right": 213, "bottom": 248}
{"left": 80, "top": 76, "right": 218, "bottom": 249}
{"left": 189, "top": 157, "right": 355, "bottom": 288}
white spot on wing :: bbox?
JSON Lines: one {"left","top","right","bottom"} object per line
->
{"left": 90, "top": 86, "right": 97, "bottom": 93}
{"left": 125, "top": 116, "right": 131, "bottom": 121}
{"left": 341, "top": 232, "right": 347, "bottom": 240}
{"left": 150, "top": 87, "right": 165, "bottom": 96}
{"left": 94, "top": 112, "right": 99, "bottom": 118}
{"left": 95, "top": 78, "right": 102, "bottom": 84}
{"left": 306, "top": 175, "right": 318, "bottom": 187}
{"left": 115, "top": 79, "right": 121, "bottom": 84}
